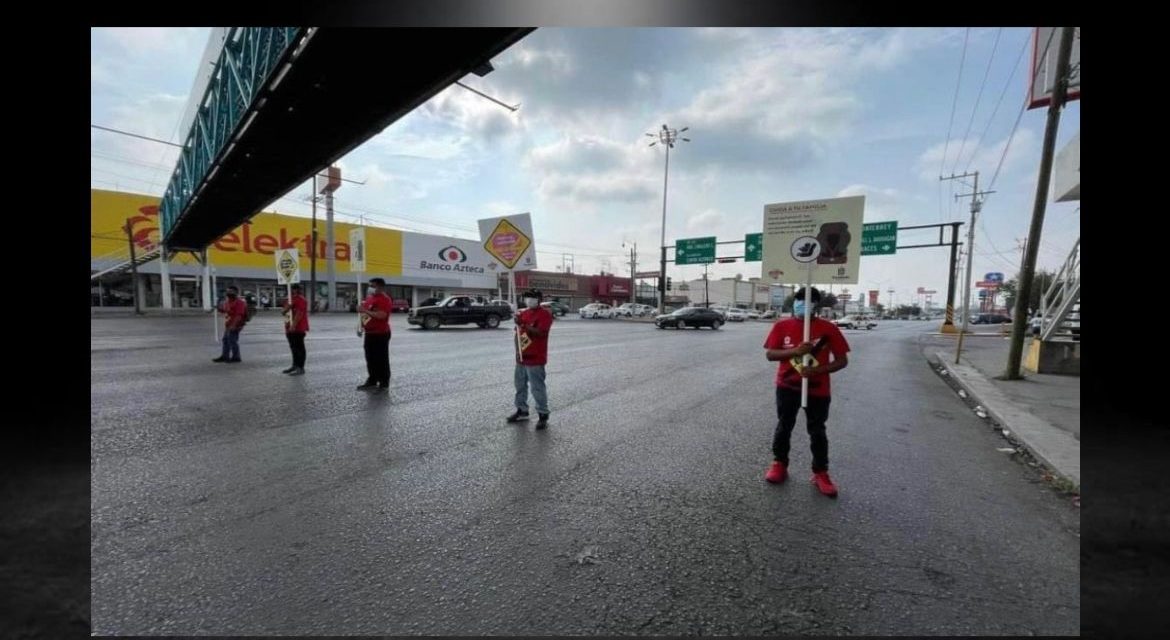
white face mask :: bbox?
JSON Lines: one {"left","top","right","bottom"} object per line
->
{"left": 367, "top": 287, "right": 379, "bottom": 297}
{"left": 524, "top": 297, "right": 539, "bottom": 308}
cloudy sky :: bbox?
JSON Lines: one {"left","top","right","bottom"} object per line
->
{"left": 91, "top": 27, "right": 1079, "bottom": 309}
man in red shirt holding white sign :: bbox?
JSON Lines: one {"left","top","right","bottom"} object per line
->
{"left": 281, "top": 283, "right": 309, "bottom": 376}
{"left": 508, "top": 288, "right": 554, "bottom": 429}
{"left": 762, "top": 287, "right": 850, "bottom": 497}
{"left": 357, "top": 277, "right": 393, "bottom": 392}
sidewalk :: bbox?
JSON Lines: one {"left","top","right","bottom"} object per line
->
{"left": 924, "top": 331, "right": 1080, "bottom": 489}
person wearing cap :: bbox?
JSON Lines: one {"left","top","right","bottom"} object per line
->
{"left": 357, "top": 277, "right": 393, "bottom": 392}
{"left": 507, "top": 288, "right": 554, "bottom": 429}
{"left": 281, "top": 283, "right": 309, "bottom": 375}
{"left": 762, "top": 286, "right": 851, "bottom": 497}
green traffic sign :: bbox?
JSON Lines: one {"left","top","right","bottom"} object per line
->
{"left": 861, "top": 221, "right": 898, "bottom": 255}
{"left": 745, "top": 233, "right": 762, "bottom": 262}
{"left": 675, "top": 236, "right": 716, "bottom": 265}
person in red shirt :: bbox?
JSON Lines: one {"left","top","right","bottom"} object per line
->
{"left": 357, "top": 277, "right": 393, "bottom": 392}
{"left": 213, "top": 286, "right": 248, "bottom": 363}
{"left": 281, "top": 283, "right": 309, "bottom": 376}
{"left": 507, "top": 288, "right": 554, "bottom": 429}
{"left": 762, "top": 287, "right": 851, "bottom": 497}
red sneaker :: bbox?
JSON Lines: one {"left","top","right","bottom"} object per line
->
{"left": 764, "top": 461, "right": 788, "bottom": 484}
{"left": 811, "top": 471, "right": 838, "bottom": 497}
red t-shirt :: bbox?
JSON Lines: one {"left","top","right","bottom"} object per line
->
{"left": 516, "top": 306, "right": 554, "bottom": 366}
{"left": 763, "top": 316, "right": 850, "bottom": 397}
{"left": 361, "top": 293, "right": 393, "bottom": 334}
{"left": 221, "top": 297, "right": 248, "bottom": 330}
{"left": 284, "top": 294, "right": 309, "bottom": 333}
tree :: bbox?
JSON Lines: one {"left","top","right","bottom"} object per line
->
{"left": 1001, "top": 269, "right": 1056, "bottom": 315}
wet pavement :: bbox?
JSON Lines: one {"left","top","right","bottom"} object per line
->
{"left": 91, "top": 313, "right": 1079, "bottom": 635}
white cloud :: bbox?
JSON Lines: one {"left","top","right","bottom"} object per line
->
{"left": 687, "top": 209, "right": 725, "bottom": 231}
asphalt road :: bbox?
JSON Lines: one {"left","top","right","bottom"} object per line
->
{"left": 91, "top": 313, "right": 1079, "bottom": 635}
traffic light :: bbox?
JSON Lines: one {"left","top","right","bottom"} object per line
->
{"left": 666, "top": 277, "right": 673, "bottom": 291}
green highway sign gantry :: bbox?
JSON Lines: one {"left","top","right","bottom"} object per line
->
{"left": 675, "top": 236, "right": 716, "bottom": 265}
{"left": 861, "top": 221, "right": 898, "bottom": 256}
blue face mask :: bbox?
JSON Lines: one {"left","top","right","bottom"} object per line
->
{"left": 793, "top": 301, "right": 808, "bottom": 317}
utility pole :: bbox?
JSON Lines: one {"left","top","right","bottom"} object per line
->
{"left": 648, "top": 123, "right": 690, "bottom": 314}
{"left": 1007, "top": 26, "right": 1076, "bottom": 379}
{"left": 623, "top": 241, "right": 637, "bottom": 304}
{"left": 125, "top": 218, "right": 142, "bottom": 315}
{"left": 309, "top": 172, "right": 319, "bottom": 313}
{"left": 942, "top": 171, "right": 994, "bottom": 364}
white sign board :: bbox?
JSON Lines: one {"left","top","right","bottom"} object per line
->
{"left": 275, "top": 248, "right": 301, "bottom": 285}
{"left": 401, "top": 231, "right": 500, "bottom": 289}
{"left": 477, "top": 212, "right": 537, "bottom": 272}
{"left": 346, "top": 228, "right": 365, "bottom": 272}
{"left": 761, "top": 196, "right": 865, "bottom": 286}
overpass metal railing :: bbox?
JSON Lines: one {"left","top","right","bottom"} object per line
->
{"left": 159, "top": 27, "right": 309, "bottom": 245}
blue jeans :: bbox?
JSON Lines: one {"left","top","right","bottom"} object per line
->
{"left": 514, "top": 364, "right": 548, "bottom": 415}
{"left": 220, "top": 329, "right": 241, "bottom": 360}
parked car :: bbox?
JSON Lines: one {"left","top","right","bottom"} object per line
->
{"left": 579, "top": 303, "right": 614, "bottom": 319}
{"left": 725, "top": 308, "right": 748, "bottom": 322}
{"left": 853, "top": 315, "right": 877, "bottom": 330}
{"left": 541, "top": 300, "right": 570, "bottom": 317}
{"left": 391, "top": 298, "right": 411, "bottom": 313}
{"left": 407, "top": 295, "right": 513, "bottom": 329}
{"left": 654, "top": 306, "right": 724, "bottom": 330}
{"left": 746, "top": 309, "right": 761, "bottom": 320}
{"left": 613, "top": 302, "right": 640, "bottom": 317}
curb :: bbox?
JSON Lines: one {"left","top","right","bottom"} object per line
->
{"left": 932, "top": 352, "right": 1080, "bottom": 490}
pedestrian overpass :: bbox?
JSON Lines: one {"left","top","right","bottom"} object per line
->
{"left": 159, "top": 27, "right": 532, "bottom": 251}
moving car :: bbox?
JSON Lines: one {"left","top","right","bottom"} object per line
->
{"left": 541, "top": 300, "right": 570, "bottom": 317}
{"left": 654, "top": 306, "right": 724, "bottom": 330}
{"left": 407, "top": 295, "right": 513, "bottom": 329}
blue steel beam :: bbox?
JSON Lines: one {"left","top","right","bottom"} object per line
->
{"left": 159, "top": 27, "right": 305, "bottom": 244}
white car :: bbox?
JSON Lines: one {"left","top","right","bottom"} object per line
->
{"left": 726, "top": 308, "right": 748, "bottom": 322}
{"left": 746, "top": 309, "right": 761, "bottom": 320}
{"left": 613, "top": 302, "right": 643, "bottom": 317}
{"left": 579, "top": 303, "right": 614, "bottom": 319}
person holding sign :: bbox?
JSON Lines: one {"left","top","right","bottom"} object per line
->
{"left": 356, "top": 277, "right": 393, "bottom": 392}
{"left": 281, "top": 283, "right": 309, "bottom": 376}
{"left": 762, "top": 287, "right": 850, "bottom": 497}
{"left": 507, "top": 288, "right": 554, "bottom": 429}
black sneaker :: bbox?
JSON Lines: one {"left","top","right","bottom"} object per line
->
{"left": 357, "top": 381, "right": 378, "bottom": 391}
{"left": 281, "top": 366, "right": 296, "bottom": 374}
{"left": 536, "top": 414, "right": 550, "bottom": 430}
{"left": 212, "top": 357, "right": 228, "bottom": 363}
{"left": 288, "top": 368, "right": 305, "bottom": 376}
{"left": 227, "top": 358, "right": 242, "bottom": 363}
{"left": 506, "top": 410, "right": 530, "bottom": 423}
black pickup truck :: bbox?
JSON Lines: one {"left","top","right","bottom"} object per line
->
{"left": 407, "top": 295, "right": 513, "bottom": 330}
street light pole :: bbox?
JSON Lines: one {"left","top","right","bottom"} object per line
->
{"left": 648, "top": 124, "right": 689, "bottom": 315}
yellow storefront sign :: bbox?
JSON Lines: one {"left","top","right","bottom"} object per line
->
{"left": 91, "top": 189, "right": 403, "bottom": 276}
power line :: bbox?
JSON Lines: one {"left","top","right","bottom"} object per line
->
{"left": 938, "top": 28, "right": 970, "bottom": 183}
{"left": 984, "top": 28, "right": 1058, "bottom": 203}
{"left": 91, "top": 124, "right": 184, "bottom": 148}
{"left": 951, "top": 28, "right": 1002, "bottom": 176}
{"left": 964, "top": 31, "right": 1030, "bottom": 173}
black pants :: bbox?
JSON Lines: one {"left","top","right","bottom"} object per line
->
{"left": 772, "top": 386, "right": 831, "bottom": 472}
{"left": 363, "top": 333, "right": 391, "bottom": 386}
{"left": 286, "top": 332, "right": 306, "bottom": 368}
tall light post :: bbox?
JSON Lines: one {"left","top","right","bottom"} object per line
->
{"left": 647, "top": 123, "right": 690, "bottom": 314}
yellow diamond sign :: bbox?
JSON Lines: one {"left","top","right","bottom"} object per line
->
{"left": 484, "top": 219, "right": 532, "bottom": 269}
